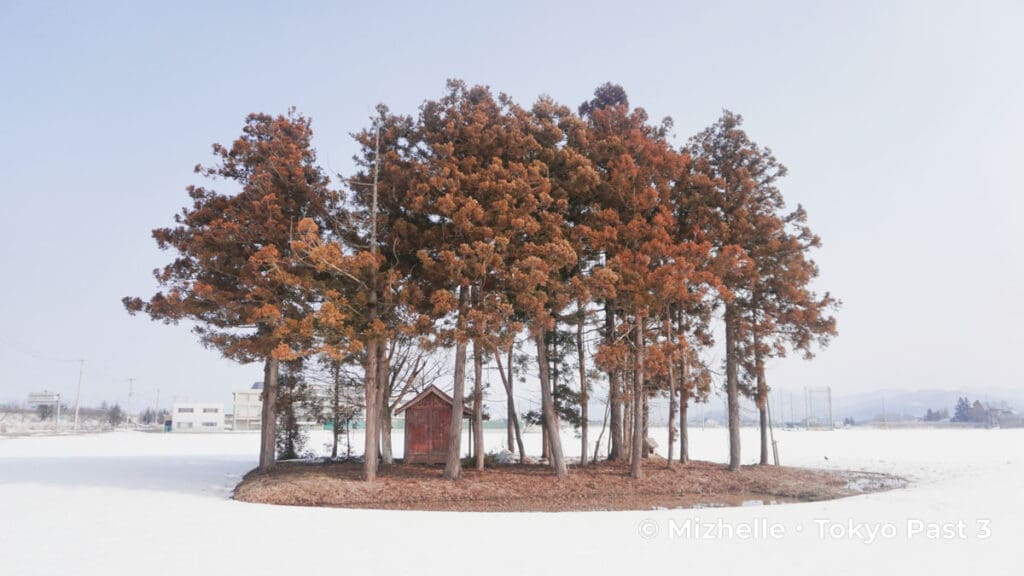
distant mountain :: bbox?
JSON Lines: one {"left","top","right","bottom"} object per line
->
{"left": 635, "top": 386, "right": 1024, "bottom": 426}
{"left": 832, "top": 388, "right": 1024, "bottom": 423}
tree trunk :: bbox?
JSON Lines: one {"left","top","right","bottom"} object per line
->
{"left": 756, "top": 348, "right": 769, "bottom": 466}
{"left": 759, "top": 402, "right": 768, "bottom": 465}
{"left": 679, "top": 349, "right": 690, "bottom": 464}
{"left": 331, "top": 361, "right": 341, "bottom": 459}
{"left": 594, "top": 391, "right": 610, "bottom": 462}
{"left": 443, "top": 287, "right": 469, "bottom": 480}
{"left": 725, "top": 304, "right": 741, "bottom": 472}
{"left": 630, "top": 317, "right": 645, "bottom": 479}
{"left": 642, "top": 393, "right": 650, "bottom": 458}
{"left": 535, "top": 327, "right": 568, "bottom": 477}
{"left": 667, "top": 359, "right": 676, "bottom": 467}
{"left": 493, "top": 346, "right": 526, "bottom": 462}
{"left": 381, "top": 407, "right": 393, "bottom": 465}
{"left": 605, "top": 306, "right": 623, "bottom": 461}
{"left": 379, "top": 340, "right": 392, "bottom": 465}
{"left": 363, "top": 338, "right": 379, "bottom": 480}
{"left": 680, "top": 397, "right": 689, "bottom": 464}
{"left": 506, "top": 344, "right": 515, "bottom": 453}
{"left": 258, "top": 355, "right": 279, "bottom": 470}
{"left": 577, "top": 310, "right": 589, "bottom": 466}
{"left": 622, "top": 366, "right": 633, "bottom": 464}
{"left": 473, "top": 338, "right": 484, "bottom": 470}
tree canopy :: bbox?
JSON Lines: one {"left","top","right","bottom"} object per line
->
{"left": 126, "top": 82, "right": 838, "bottom": 479}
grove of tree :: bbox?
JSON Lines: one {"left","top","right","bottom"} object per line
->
{"left": 125, "top": 81, "right": 838, "bottom": 480}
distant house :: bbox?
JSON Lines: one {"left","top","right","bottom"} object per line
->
{"left": 232, "top": 382, "right": 263, "bottom": 431}
{"left": 394, "top": 385, "right": 472, "bottom": 464}
{"left": 172, "top": 403, "right": 224, "bottom": 432}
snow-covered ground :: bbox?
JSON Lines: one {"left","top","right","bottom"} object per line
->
{"left": 1, "top": 427, "right": 1021, "bottom": 575}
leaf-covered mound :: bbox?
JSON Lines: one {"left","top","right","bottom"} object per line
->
{"left": 233, "top": 458, "right": 904, "bottom": 512}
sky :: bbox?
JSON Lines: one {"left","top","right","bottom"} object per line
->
{"left": 1, "top": 0, "right": 1021, "bottom": 414}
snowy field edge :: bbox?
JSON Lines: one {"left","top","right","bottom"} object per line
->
{"left": 1, "top": 428, "right": 1020, "bottom": 576}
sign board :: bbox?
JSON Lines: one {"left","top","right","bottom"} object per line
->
{"left": 28, "top": 392, "right": 60, "bottom": 405}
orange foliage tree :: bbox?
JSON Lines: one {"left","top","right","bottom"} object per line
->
{"left": 124, "top": 110, "right": 335, "bottom": 470}
{"left": 689, "top": 110, "right": 838, "bottom": 469}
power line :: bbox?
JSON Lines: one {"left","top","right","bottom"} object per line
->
{"left": 0, "top": 337, "right": 80, "bottom": 364}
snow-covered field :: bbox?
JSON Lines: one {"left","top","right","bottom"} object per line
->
{"left": 1, "top": 427, "right": 1021, "bottom": 575}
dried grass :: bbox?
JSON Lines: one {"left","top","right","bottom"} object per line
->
{"left": 233, "top": 457, "right": 902, "bottom": 512}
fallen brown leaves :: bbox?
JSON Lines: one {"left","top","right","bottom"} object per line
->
{"left": 233, "top": 458, "right": 903, "bottom": 512}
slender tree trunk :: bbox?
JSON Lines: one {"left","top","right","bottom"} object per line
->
{"left": 258, "top": 355, "right": 279, "bottom": 470}
{"left": 642, "top": 393, "right": 650, "bottom": 458}
{"left": 594, "top": 394, "right": 610, "bottom": 462}
{"left": 346, "top": 419, "right": 352, "bottom": 458}
{"left": 473, "top": 337, "right": 484, "bottom": 470}
{"left": 725, "top": 304, "right": 741, "bottom": 472}
{"left": 679, "top": 352, "right": 689, "bottom": 464}
{"left": 379, "top": 341, "right": 392, "bottom": 465}
{"left": 680, "top": 398, "right": 689, "bottom": 464}
{"left": 751, "top": 299, "right": 770, "bottom": 465}
{"left": 605, "top": 306, "right": 623, "bottom": 461}
{"left": 577, "top": 310, "right": 589, "bottom": 466}
{"left": 535, "top": 327, "right": 567, "bottom": 477}
{"left": 630, "top": 317, "right": 645, "bottom": 479}
{"left": 363, "top": 338, "right": 379, "bottom": 480}
{"left": 756, "top": 348, "right": 769, "bottom": 466}
{"left": 331, "top": 361, "right": 341, "bottom": 459}
{"left": 364, "top": 115, "right": 382, "bottom": 481}
{"left": 667, "top": 358, "right": 676, "bottom": 467}
{"left": 381, "top": 408, "right": 393, "bottom": 465}
{"left": 493, "top": 346, "right": 526, "bottom": 462}
{"left": 758, "top": 403, "right": 768, "bottom": 465}
{"left": 443, "top": 287, "right": 469, "bottom": 481}
{"left": 622, "top": 364, "right": 633, "bottom": 464}
{"left": 506, "top": 403, "right": 515, "bottom": 451}
{"left": 506, "top": 343, "right": 515, "bottom": 453}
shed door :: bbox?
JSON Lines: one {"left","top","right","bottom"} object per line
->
{"left": 407, "top": 408, "right": 431, "bottom": 455}
{"left": 431, "top": 406, "right": 451, "bottom": 454}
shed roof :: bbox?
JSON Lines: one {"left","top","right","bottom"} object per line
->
{"left": 394, "top": 385, "right": 473, "bottom": 417}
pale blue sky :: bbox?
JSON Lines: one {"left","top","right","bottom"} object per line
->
{"left": 1, "top": 0, "right": 1021, "bottom": 411}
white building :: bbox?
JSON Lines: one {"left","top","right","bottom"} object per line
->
{"left": 171, "top": 403, "right": 224, "bottom": 432}
{"left": 232, "top": 382, "right": 263, "bottom": 431}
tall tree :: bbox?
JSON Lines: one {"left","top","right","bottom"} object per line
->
{"left": 322, "top": 104, "right": 423, "bottom": 481}
{"left": 503, "top": 94, "right": 603, "bottom": 477}
{"left": 124, "top": 110, "right": 331, "bottom": 470}
{"left": 690, "top": 110, "right": 837, "bottom": 467}
{"left": 739, "top": 205, "right": 838, "bottom": 464}
{"left": 412, "top": 81, "right": 527, "bottom": 479}
{"left": 576, "top": 84, "right": 713, "bottom": 479}
{"left": 688, "top": 110, "right": 783, "bottom": 471}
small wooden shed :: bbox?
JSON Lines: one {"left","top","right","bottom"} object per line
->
{"left": 395, "top": 385, "right": 472, "bottom": 464}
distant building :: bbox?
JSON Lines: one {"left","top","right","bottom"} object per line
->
{"left": 231, "top": 382, "right": 263, "bottom": 431}
{"left": 171, "top": 403, "right": 224, "bottom": 432}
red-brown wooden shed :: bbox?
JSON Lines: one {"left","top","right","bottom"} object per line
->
{"left": 395, "top": 385, "right": 472, "bottom": 464}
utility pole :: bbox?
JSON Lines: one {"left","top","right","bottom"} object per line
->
{"left": 127, "top": 377, "right": 136, "bottom": 426}
{"left": 767, "top": 391, "right": 779, "bottom": 465}
{"left": 827, "top": 386, "right": 834, "bottom": 429}
{"left": 804, "top": 386, "right": 810, "bottom": 429}
{"left": 73, "top": 359, "right": 85, "bottom": 434}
